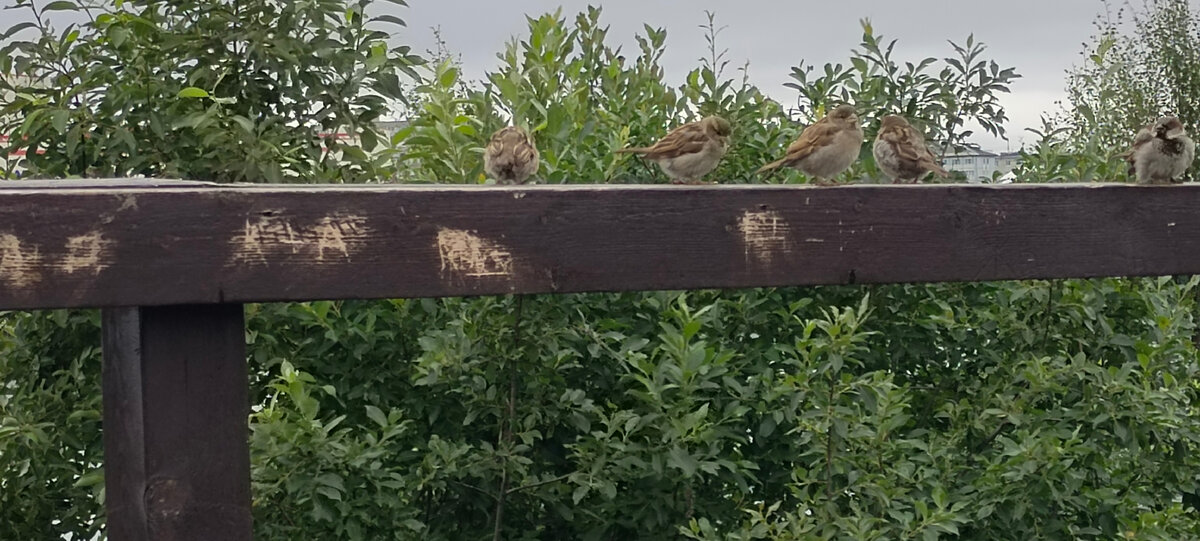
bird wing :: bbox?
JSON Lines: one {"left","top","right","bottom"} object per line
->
{"left": 878, "top": 124, "right": 949, "bottom": 178}
{"left": 629, "top": 121, "right": 710, "bottom": 160}
{"left": 904, "top": 127, "right": 950, "bottom": 177}
{"left": 779, "top": 118, "right": 843, "bottom": 165}
{"left": 881, "top": 125, "right": 924, "bottom": 163}
{"left": 1123, "top": 126, "right": 1153, "bottom": 161}
{"left": 487, "top": 128, "right": 518, "bottom": 159}
{"left": 486, "top": 138, "right": 506, "bottom": 158}
{"left": 514, "top": 140, "right": 538, "bottom": 163}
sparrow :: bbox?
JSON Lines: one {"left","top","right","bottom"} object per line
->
{"left": 757, "top": 104, "right": 863, "bottom": 185}
{"left": 615, "top": 116, "right": 732, "bottom": 184}
{"left": 872, "top": 115, "right": 949, "bottom": 183}
{"left": 1123, "top": 116, "right": 1195, "bottom": 184}
{"left": 484, "top": 126, "right": 539, "bottom": 184}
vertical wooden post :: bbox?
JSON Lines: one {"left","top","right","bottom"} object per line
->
{"left": 102, "top": 304, "right": 251, "bottom": 541}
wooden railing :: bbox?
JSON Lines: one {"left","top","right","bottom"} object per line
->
{"left": 2, "top": 178, "right": 1199, "bottom": 540}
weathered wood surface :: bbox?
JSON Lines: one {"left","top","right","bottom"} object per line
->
{"left": 1, "top": 178, "right": 214, "bottom": 189}
{"left": 102, "top": 304, "right": 251, "bottom": 541}
{"left": 2, "top": 181, "right": 1199, "bottom": 309}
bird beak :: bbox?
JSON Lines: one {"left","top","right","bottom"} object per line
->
{"left": 1167, "top": 126, "right": 1187, "bottom": 139}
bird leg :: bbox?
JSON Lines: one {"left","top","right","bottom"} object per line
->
{"left": 813, "top": 178, "right": 836, "bottom": 187}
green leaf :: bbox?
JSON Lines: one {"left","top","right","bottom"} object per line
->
{"left": 316, "top": 486, "right": 342, "bottom": 502}
{"left": 667, "top": 446, "right": 699, "bottom": 477}
{"left": 230, "top": 115, "right": 254, "bottom": 134}
{"left": 73, "top": 468, "right": 104, "bottom": 488}
{"left": 372, "top": 14, "right": 407, "bottom": 27}
{"left": 437, "top": 66, "right": 459, "bottom": 88}
{"left": 0, "top": 22, "right": 37, "bottom": 41}
{"left": 65, "top": 124, "right": 81, "bottom": 156}
{"left": 50, "top": 109, "right": 68, "bottom": 135}
{"left": 177, "top": 87, "right": 209, "bottom": 99}
{"left": 365, "top": 405, "right": 388, "bottom": 428}
{"left": 360, "top": 127, "right": 377, "bottom": 152}
{"left": 571, "top": 485, "right": 589, "bottom": 505}
{"left": 41, "top": 1, "right": 79, "bottom": 12}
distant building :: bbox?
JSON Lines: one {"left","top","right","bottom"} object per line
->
{"left": 375, "top": 120, "right": 409, "bottom": 142}
{"left": 995, "top": 152, "right": 1022, "bottom": 175}
{"left": 319, "top": 120, "right": 409, "bottom": 152}
{"left": 943, "top": 149, "right": 1023, "bottom": 183}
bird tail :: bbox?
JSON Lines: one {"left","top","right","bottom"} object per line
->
{"left": 929, "top": 162, "right": 950, "bottom": 178}
{"left": 756, "top": 158, "right": 788, "bottom": 175}
{"left": 615, "top": 147, "right": 649, "bottom": 155}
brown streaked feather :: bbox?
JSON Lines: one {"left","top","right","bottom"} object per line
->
{"left": 1122, "top": 125, "right": 1153, "bottom": 177}
{"left": 902, "top": 131, "right": 949, "bottom": 178}
{"left": 1122, "top": 125, "right": 1153, "bottom": 156}
{"left": 616, "top": 120, "right": 709, "bottom": 160}
{"left": 756, "top": 119, "right": 842, "bottom": 174}
{"left": 484, "top": 126, "right": 539, "bottom": 184}
{"left": 925, "top": 157, "right": 950, "bottom": 178}
{"left": 877, "top": 117, "right": 949, "bottom": 180}
{"left": 1123, "top": 126, "right": 1153, "bottom": 157}
{"left": 880, "top": 125, "right": 923, "bottom": 163}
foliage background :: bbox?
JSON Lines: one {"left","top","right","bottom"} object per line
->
{"left": 2, "top": 0, "right": 1200, "bottom": 540}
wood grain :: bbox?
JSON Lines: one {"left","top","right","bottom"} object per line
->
{"left": 2, "top": 182, "right": 1199, "bottom": 309}
{"left": 102, "top": 304, "right": 251, "bottom": 541}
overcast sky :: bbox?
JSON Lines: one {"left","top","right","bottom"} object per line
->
{"left": 5, "top": 0, "right": 1117, "bottom": 150}
{"left": 397, "top": 0, "right": 1114, "bottom": 151}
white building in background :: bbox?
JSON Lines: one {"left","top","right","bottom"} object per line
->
{"left": 943, "top": 149, "right": 1023, "bottom": 183}
{"left": 995, "top": 152, "right": 1022, "bottom": 175}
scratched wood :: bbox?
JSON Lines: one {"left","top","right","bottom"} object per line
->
{"left": 1, "top": 181, "right": 1199, "bottom": 310}
{"left": 102, "top": 304, "right": 251, "bottom": 541}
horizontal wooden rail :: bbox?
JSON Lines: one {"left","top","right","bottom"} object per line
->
{"left": 3, "top": 177, "right": 1198, "bottom": 541}
{"left": 1, "top": 179, "right": 1199, "bottom": 310}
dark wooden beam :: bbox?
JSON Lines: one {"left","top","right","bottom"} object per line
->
{"left": 2, "top": 182, "right": 1199, "bottom": 309}
{"left": 0, "top": 178, "right": 214, "bottom": 189}
{"left": 102, "top": 304, "right": 251, "bottom": 541}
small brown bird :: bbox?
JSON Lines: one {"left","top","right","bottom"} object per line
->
{"left": 1123, "top": 116, "right": 1195, "bottom": 184}
{"left": 615, "top": 116, "right": 732, "bottom": 184}
{"left": 872, "top": 115, "right": 949, "bottom": 183}
{"left": 484, "top": 126, "right": 539, "bottom": 185}
{"left": 757, "top": 104, "right": 863, "bottom": 185}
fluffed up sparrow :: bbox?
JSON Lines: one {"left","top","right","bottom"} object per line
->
{"left": 484, "top": 126, "right": 539, "bottom": 185}
{"left": 615, "top": 116, "right": 732, "bottom": 184}
{"left": 872, "top": 115, "right": 949, "bottom": 183}
{"left": 1123, "top": 116, "right": 1195, "bottom": 184}
{"left": 757, "top": 104, "right": 863, "bottom": 185}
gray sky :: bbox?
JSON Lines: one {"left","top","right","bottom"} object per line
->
{"left": 4, "top": 0, "right": 1113, "bottom": 150}
{"left": 399, "top": 0, "right": 1112, "bottom": 150}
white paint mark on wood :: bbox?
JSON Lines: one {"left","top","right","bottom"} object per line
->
{"left": 117, "top": 195, "right": 138, "bottom": 212}
{"left": 231, "top": 213, "right": 368, "bottom": 266}
{"left": 100, "top": 194, "right": 140, "bottom": 225}
{"left": 737, "top": 210, "right": 790, "bottom": 265}
{"left": 62, "top": 232, "right": 112, "bottom": 275}
{"left": 437, "top": 228, "right": 514, "bottom": 280}
{"left": 314, "top": 216, "right": 368, "bottom": 261}
{"left": 0, "top": 234, "right": 41, "bottom": 288}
